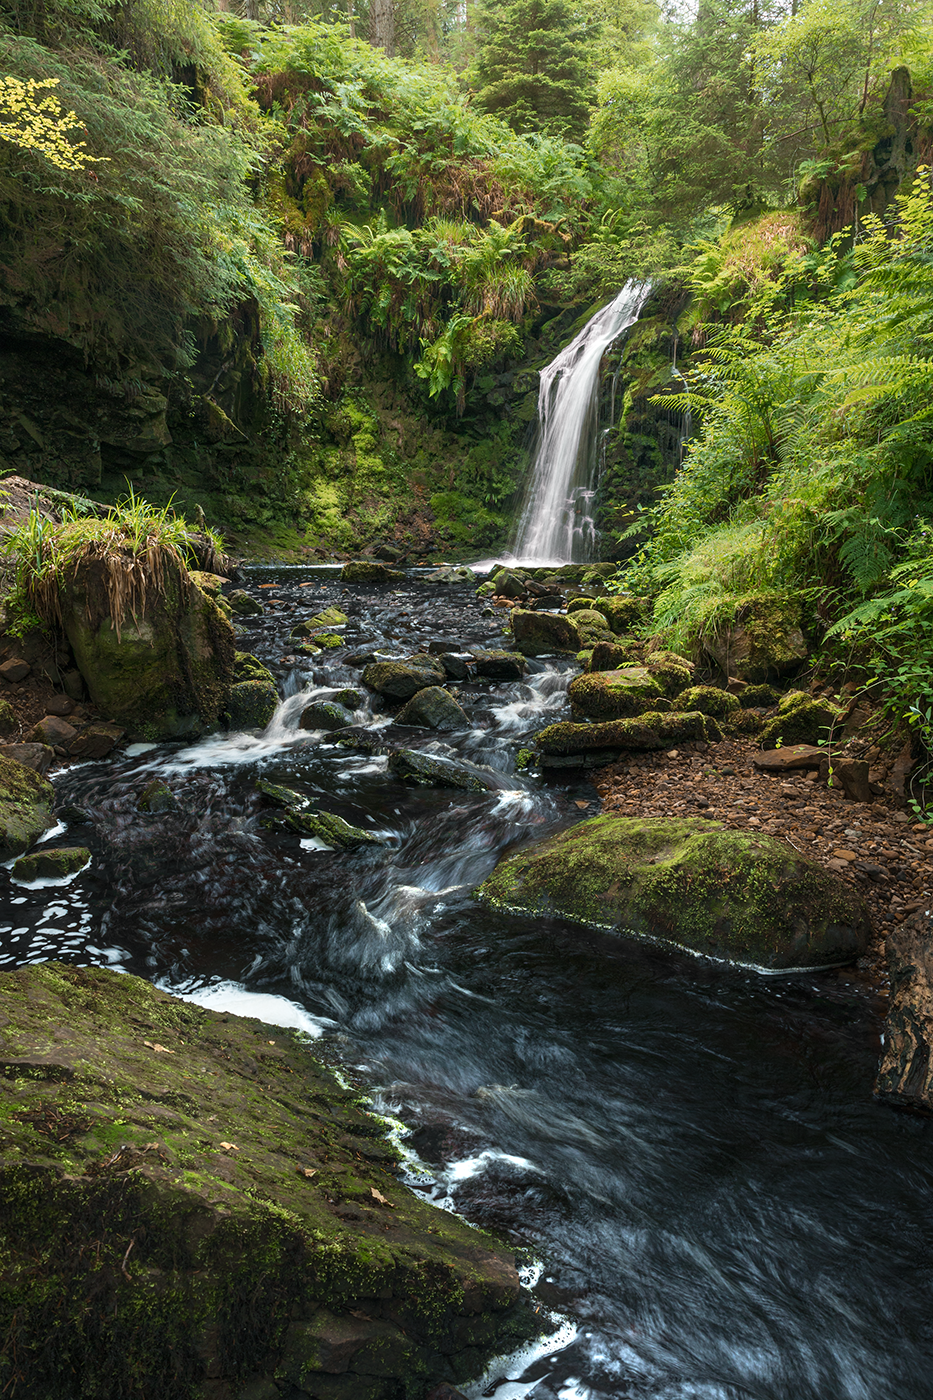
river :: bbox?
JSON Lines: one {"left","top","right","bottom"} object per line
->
{"left": 2, "top": 567, "right": 931, "bottom": 1400}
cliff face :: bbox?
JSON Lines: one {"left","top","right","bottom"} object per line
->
{"left": 0, "top": 962, "right": 538, "bottom": 1400}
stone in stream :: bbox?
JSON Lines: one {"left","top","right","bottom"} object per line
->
{"left": 137, "top": 779, "right": 178, "bottom": 813}
{"left": 470, "top": 648, "right": 525, "bottom": 680}
{"left": 331, "top": 687, "right": 362, "bottom": 709}
{"left": 299, "top": 700, "right": 356, "bottom": 731}
{"left": 256, "top": 778, "right": 383, "bottom": 848}
{"left": 569, "top": 668, "right": 665, "bottom": 721}
{"left": 29, "top": 715, "right": 77, "bottom": 748}
{"left": 510, "top": 608, "right": 581, "bottom": 656}
{"left": 477, "top": 815, "right": 872, "bottom": 970}
{"left": 424, "top": 565, "right": 476, "bottom": 584}
{"left": 535, "top": 710, "right": 717, "bottom": 757}
{"left": 11, "top": 846, "right": 91, "bottom": 881}
{"left": 490, "top": 567, "right": 528, "bottom": 599}
{"left": 0, "top": 753, "right": 55, "bottom": 859}
{"left": 0, "top": 963, "right": 536, "bottom": 1399}
{"left": 227, "top": 588, "right": 264, "bottom": 616}
{"left": 226, "top": 679, "right": 278, "bottom": 729}
{"left": 67, "top": 722, "right": 124, "bottom": 760}
{"left": 875, "top": 907, "right": 933, "bottom": 1111}
{"left": 341, "top": 560, "right": 405, "bottom": 584}
{"left": 437, "top": 652, "right": 472, "bottom": 680}
{"left": 362, "top": 655, "right": 446, "bottom": 700}
{"left": 396, "top": 686, "right": 469, "bottom": 731}
{"left": 758, "top": 691, "right": 842, "bottom": 749}
{"left": 388, "top": 748, "right": 509, "bottom": 791}
{"left": 295, "top": 606, "right": 348, "bottom": 631}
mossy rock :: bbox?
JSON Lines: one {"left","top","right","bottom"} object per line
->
{"left": 361, "top": 656, "right": 445, "bottom": 700}
{"left": 332, "top": 688, "right": 362, "bottom": 709}
{"left": 0, "top": 963, "right": 537, "bottom": 1400}
{"left": 136, "top": 779, "right": 178, "bottom": 813}
{"left": 0, "top": 753, "right": 55, "bottom": 860}
{"left": 535, "top": 710, "right": 714, "bottom": 756}
{"left": 726, "top": 708, "right": 767, "bottom": 736}
{"left": 396, "top": 686, "right": 469, "bottom": 731}
{"left": 188, "top": 570, "right": 228, "bottom": 598}
{"left": 0, "top": 699, "right": 17, "bottom": 737}
{"left": 233, "top": 652, "right": 277, "bottom": 688}
{"left": 644, "top": 652, "right": 695, "bottom": 698}
{"left": 226, "top": 679, "right": 278, "bottom": 730}
{"left": 475, "top": 580, "right": 496, "bottom": 597}
{"left": 569, "top": 668, "right": 664, "bottom": 721}
{"left": 307, "top": 632, "right": 346, "bottom": 649}
{"left": 510, "top": 609, "right": 581, "bottom": 656}
{"left": 299, "top": 701, "right": 355, "bottom": 731}
{"left": 759, "top": 693, "right": 842, "bottom": 749}
{"left": 227, "top": 588, "right": 264, "bottom": 617}
{"left": 470, "top": 649, "right": 525, "bottom": 680}
{"left": 740, "top": 683, "right": 783, "bottom": 707}
{"left": 340, "top": 561, "right": 404, "bottom": 585}
{"left": 677, "top": 686, "right": 740, "bottom": 719}
{"left": 703, "top": 596, "right": 808, "bottom": 682}
{"left": 567, "top": 608, "right": 611, "bottom": 633}
{"left": 592, "top": 596, "right": 648, "bottom": 633}
{"left": 387, "top": 748, "right": 506, "bottom": 791}
{"left": 566, "top": 596, "right": 596, "bottom": 613}
{"left": 586, "top": 639, "right": 643, "bottom": 672}
{"left": 11, "top": 845, "right": 90, "bottom": 881}
{"left": 60, "top": 555, "right": 236, "bottom": 739}
{"left": 264, "top": 807, "right": 384, "bottom": 849}
{"left": 476, "top": 816, "right": 871, "bottom": 970}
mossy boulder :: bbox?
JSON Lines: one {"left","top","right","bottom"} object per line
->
{"left": 567, "top": 608, "right": 611, "bottom": 644}
{"left": 0, "top": 698, "right": 17, "bottom": 736}
{"left": 396, "top": 686, "right": 469, "bottom": 731}
{"left": 677, "top": 686, "right": 740, "bottom": 719}
{"left": 226, "top": 679, "right": 278, "bottom": 730}
{"left": 592, "top": 595, "right": 648, "bottom": 633}
{"left": 566, "top": 596, "right": 596, "bottom": 613}
{"left": 234, "top": 652, "right": 277, "bottom": 688}
{"left": 362, "top": 656, "right": 446, "bottom": 700}
{"left": 0, "top": 753, "right": 55, "bottom": 859}
{"left": 307, "top": 632, "right": 346, "bottom": 649}
{"left": 490, "top": 568, "right": 528, "bottom": 599}
{"left": 387, "top": 748, "right": 507, "bottom": 791}
{"left": 299, "top": 701, "right": 356, "bottom": 731}
{"left": 0, "top": 962, "right": 536, "bottom": 1400}
{"left": 227, "top": 588, "right": 263, "bottom": 616}
{"left": 569, "top": 668, "right": 665, "bottom": 720}
{"left": 136, "top": 779, "right": 178, "bottom": 813}
{"left": 759, "top": 691, "right": 842, "bottom": 749}
{"left": 535, "top": 710, "right": 714, "bottom": 756}
{"left": 470, "top": 649, "right": 525, "bottom": 680}
{"left": 587, "top": 639, "right": 643, "bottom": 672}
{"left": 341, "top": 561, "right": 404, "bottom": 585}
{"left": 188, "top": 570, "right": 228, "bottom": 598}
{"left": 477, "top": 815, "right": 871, "bottom": 970}
{"left": 726, "top": 708, "right": 767, "bottom": 736}
{"left": 256, "top": 779, "right": 383, "bottom": 848}
{"left": 60, "top": 554, "right": 236, "bottom": 739}
{"left": 740, "top": 683, "right": 783, "bottom": 707}
{"left": 644, "top": 651, "right": 695, "bottom": 697}
{"left": 332, "top": 688, "right": 362, "bottom": 709}
{"left": 475, "top": 580, "right": 496, "bottom": 597}
{"left": 703, "top": 596, "right": 808, "bottom": 682}
{"left": 11, "top": 845, "right": 90, "bottom": 881}
{"left": 510, "top": 609, "right": 581, "bottom": 656}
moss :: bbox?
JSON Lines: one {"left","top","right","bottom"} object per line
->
{"left": 137, "top": 779, "right": 177, "bottom": 813}
{"left": 740, "top": 683, "right": 783, "bottom": 707}
{"left": 759, "top": 694, "right": 842, "bottom": 749}
{"left": 535, "top": 710, "right": 712, "bottom": 755}
{"left": 0, "top": 698, "right": 17, "bottom": 736}
{"left": 677, "top": 686, "right": 740, "bottom": 719}
{"left": 307, "top": 632, "right": 346, "bottom": 649}
{"left": 509, "top": 609, "right": 581, "bottom": 656}
{"left": 0, "top": 964, "right": 538, "bottom": 1400}
{"left": 226, "top": 678, "right": 278, "bottom": 729}
{"left": 476, "top": 815, "right": 871, "bottom": 969}
{"left": 11, "top": 845, "right": 90, "bottom": 881}
{"left": 0, "top": 753, "right": 55, "bottom": 860}
{"left": 591, "top": 595, "right": 648, "bottom": 633}
{"left": 569, "top": 667, "right": 664, "bottom": 720}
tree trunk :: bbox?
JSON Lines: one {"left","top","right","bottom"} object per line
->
{"left": 371, "top": 0, "right": 395, "bottom": 55}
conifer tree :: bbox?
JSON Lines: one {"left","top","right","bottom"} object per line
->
{"left": 470, "top": 0, "right": 596, "bottom": 142}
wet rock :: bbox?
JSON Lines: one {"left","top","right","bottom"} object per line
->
{"left": 491, "top": 568, "right": 528, "bottom": 599}
{"left": 362, "top": 655, "right": 446, "bottom": 700}
{"left": 0, "top": 963, "right": 534, "bottom": 1400}
{"left": 300, "top": 701, "right": 356, "bottom": 731}
{"left": 341, "top": 560, "right": 404, "bottom": 584}
{"left": 306, "top": 632, "right": 345, "bottom": 650}
{"left": 62, "top": 669, "right": 85, "bottom": 702}
{"left": 536, "top": 710, "right": 714, "bottom": 756}
{"left": 0, "top": 753, "right": 55, "bottom": 859}
{"left": 257, "top": 779, "right": 384, "bottom": 847}
{"left": 137, "top": 779, "right": 178, "bottom": 814}
{"left": 644, "top": 651, "right": 695, "bottom": 697}
{"left": 29, "top": 715, "right": 78, "bottom": 748}
{"left": 510, "top": 609, "right": 581, "bottom": 656}
{"left": 470, "top": 649, "right": 525, "bottom": 680}
{"left": 703, "top": 597, "right": 808, "bottom": 682}
{"left": 569, "top": 668, "right": 665, "bottom": 721}
{"left": 227, "top": 588, "right": 264, "bottom": 616}
{"left": 0, "top": 743, "right": 54, "bottom": 775}
{"left": 44, "top": 695, "right": 75, "bottom": 717}
{"left": 388, "top": 749, "right": 508, "bottom": 791}
{"left": 0, "top": 699, "right": 15, "bottom": 736}
{"left": 587, "top": 639, "right": 641, "bottom": 672}
{"left": 425, "top": 565, "right": 476, "bottom": 584}
{"left": 0, "top": 658, "right": 30, "bottom": 683}
{"left": 226, "top": 679, "right": 278, "bottom": 730}
{"left": 759, "top": 692, "right": 841, "bottom": 749}
{"left": 676, "top": 686, "right": 740, "bottom": 719}
{"left": 477, "top": 815, "right": 871, "bottom": 970}
{"left": 396, "top": 686, "right": 469, "bottom": 731}
{"left": 294, "top": 607, "right": 347, "bottom": 634}
{"left": 67, "top": 722, "right": 124, "bottom": 760}
{"left": 12, "top": 846, "right": 91, "bottom": 881}
{"left": 475, "top": 580, "right": 497, "bottom": 597}
{"left": 60, "top": 554, "right": 235, "bottom": 738}
{"left": 876, "top": 907, "right": 933, "bottom": 1111}
{"left": 333, "top": 688, "right": 362, "bottom": 709}
{"left": 437, "top": 652, "right": 472, "bottom": 680}
{"left": 188, "top": 570, "right": 229, "bottom": 598}
{"left": 591, "top": 595, "right": 648, "bottom": 632}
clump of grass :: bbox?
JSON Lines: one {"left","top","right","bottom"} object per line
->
{"left": 2, "top": 488, "right": 226, "bottom": 640}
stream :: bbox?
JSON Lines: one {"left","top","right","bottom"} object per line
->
{"left": 2, "top": 568, "right": 931, "bottom": 1400}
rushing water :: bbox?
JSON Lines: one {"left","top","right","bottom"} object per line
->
{"left": 2, "top": 570, "right": 932, "bottom": 1400}
{"left": 512, "top": 282, "right": 651, "bottom": 565}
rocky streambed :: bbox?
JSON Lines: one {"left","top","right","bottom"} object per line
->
{"left": 1, "top": 558, "right": 933, "bottom": 1400}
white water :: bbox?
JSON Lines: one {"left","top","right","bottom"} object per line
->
{"left": 512, "top": 279, "right": 651, "bottom": 565}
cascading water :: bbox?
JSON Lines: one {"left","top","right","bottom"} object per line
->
{"left": 511, "top": 279, "right": 651, "bottom": 565}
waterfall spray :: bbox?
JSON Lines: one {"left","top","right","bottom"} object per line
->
{"left": 511, "top": 280, "right": 650, "bottom": 565}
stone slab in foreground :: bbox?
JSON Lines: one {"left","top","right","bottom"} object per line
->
{"left": 875, "top": 906, "right": 933, "bottom": 1112}
{"left": 476, "top": 815, "right": 871, "bottom": 970}
{"left": 0, "top": 964, "right": 537, "bottom": 1400}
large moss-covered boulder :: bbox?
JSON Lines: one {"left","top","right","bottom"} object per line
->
{"left": 224, "top": 652, "right": 278, "bottom": 730}
{"left": 759, "top": 691, "right": 842, "bottom": 749}
{"left": 510, "top": 609, "right": 581, "bottom": 656}
{"left": 586, "top": 639, "right": 643, "bottom": 672}
{"left": 644, "top": 651, "right": 695, "bottom": 697}
{"left": 388, "top": 748, "right": 508, "bottom": 791}
{"left": 592, "top": 595, "right": 648, "bottom": 633}
{"left": 362, "top": 655, "right": 446, "bottom": 700}
{"left": 703, "top": 596, "right": 808, "bottom": 682}
{"left": 470, "top": 649, "right": 525, "bottom": 680}
{"left": 0, "top": 753, "right": 55, "bottom": 859}
{"left": 477, "top": 815, "right": 871, "bottom": 970}
{"left": 569, "top": 668, "right": 665, "bottom": 720}
{"left": 341, "top": 560, "right": 404, "bottom": 584}
{"left": 60, "top": 554, "right": 235, "bottom": 739}
{"left": 535, "top": 710, "right": 714, "bottom": 756}
{"left": 299, "top": 700, "right": 356, "bottom": 731}
{"left": 677, "top": 685, "right": 741, "bottom": 719}
{"left": 11, "top": 845, "right": 90, "bottom": 881}
{"left": 396, "top": 686, "right": 469, "bottom": 731}
{"left": 0, "top": 963, "right": 536, "bottom": 1400}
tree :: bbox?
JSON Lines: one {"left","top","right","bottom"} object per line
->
{"left": 470, "top": 0, "right": 597, "bottom": 142}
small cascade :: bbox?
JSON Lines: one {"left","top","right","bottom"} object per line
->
{"left": 511, "top": 278, "right": 651, "bottom": 565}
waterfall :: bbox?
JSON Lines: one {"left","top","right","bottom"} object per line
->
{"left": 511, "top": 279, "right": 650, "bottom": 565}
